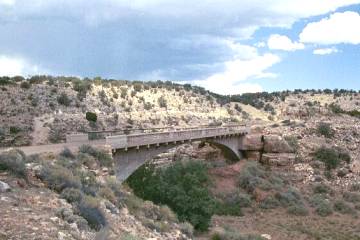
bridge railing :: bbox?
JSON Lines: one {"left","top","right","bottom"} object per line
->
{"left": 106, "top": 126, "right": 249, "bottom": 149}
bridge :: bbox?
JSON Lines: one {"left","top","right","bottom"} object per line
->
{"left": 0, "top": 125, "right": 250, "bottom": 181}
{"left": 106, "top": 125, "right": 249, "bottom": 181}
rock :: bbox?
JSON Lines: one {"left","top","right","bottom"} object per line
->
{"left": 0, "top": 181, "right": 11, "bottom": 193}
{"left": 350, "top": 160, "right": 360, "bottom": 174}
{"left": 239, "top": 134, "right": 263, "bottom": 151}
{"left": 262, "top": 153, "right": 296, "bottom": 166}
{"left": 263, "top": 135, "right": 293, "bottom": 153}
{"left": 261, "top": 234, "right": 272, "bottom": 239}
{"left": 244, "top": 151, "right": 261, "bottom": 161}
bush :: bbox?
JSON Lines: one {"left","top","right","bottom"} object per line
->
{"left": 158, "top": 96, "right": 167, "bottom": 108}
{"left": 61, "top": 188, "right": 83, "bottom": 203}
{"left": 39, "top": 165, "right": 81, "bottom": 192}
{"left": 86, "top": 112, "right": 97, "bottom": 122}
{"left": 284, "top": 136, "right": 299, "bottom": 152}
{"left": 0, "top": 150, "right": 27, "bottom": 178}
{"left": 309, "top": 194, "right": 333, "bottom": 217}
{"left": 333, "top": 200, "right": 353, "bottom": 214}
{"left": 127, "top": 161, "right": 215, "bottom": 231}
{"left": 313, "top": 183, "right": 332, "bottom": 194}
{"left": 238, "top": 162, "right": 271, "bottom": 193}
{"left": 57, "top": 92, "right": 71, "bottom": 106}
{"left": 275, "top": 188, "right": 303, "bottom": 207}
{"left": 60, "top": 147, "right": 75, "bottom": 159}
{"left": 343, "top": 192, "right": 360, "bottom": 203}
{"left": 9, "top": 126, "right": 21, "bottom": 134}
{"left": 259, "top": 196, "right": 279, "bottom": 209}
{"left": 315, "top": 201, "right": 333, "bottom": 217}
{"left": 20, "top": 81, "right": 31, "bottom": 89}
{"left": 287, "top": 204, "right": 309, "bottom": 216}
{"left": 314, "top": 147, "right": 349, "bottom": 170}
{"left": 78, "top": 195, "right": 107, "bottom": 231}
{"left": 79, "top": 145, "right": 113, "bottom": 167}
{"left": 211, "top": 229, "right": 265, "bottom": 240}
{"left": 317, "top": 122, "right": 334, "bottom": 138}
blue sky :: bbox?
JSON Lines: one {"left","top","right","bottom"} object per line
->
{"left": 0, "top": 0, "right": 359, "bottom": 94}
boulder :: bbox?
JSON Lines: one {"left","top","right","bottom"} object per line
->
{"left": 263, "top": 135, "right": 293, "bottom": 153}
{"left": 244, "top": 151, "right": 261, "bottom": 161}
{"left": 0, "top": 181, "right": 11, "bottom": 193}
{"left": 262, "top": 153, "right": 296, "bottom": 166}
{"left": 239, "top": 134, "right": 263, "bottom": 151}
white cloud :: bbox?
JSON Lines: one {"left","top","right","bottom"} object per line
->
{"left": 0, "top": 55, "right": 46, "bottom": 77}
{"left": 300, "top": 11, "right": 360, "bottom": 45}
{"left": 268, "top": 34, "right": 305, "bottom": 51}
{"left": 193, "top": 50, "right": 280, "bottom": 95}
{"left": 313, "top": 47, "right": 339, "bottom": 55}
{"left": 0, "top": 0, "right": 14, "bottom": 6}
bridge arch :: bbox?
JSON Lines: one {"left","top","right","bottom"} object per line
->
{"left": 113, "top": 136, "right": 244, "bottom": 182}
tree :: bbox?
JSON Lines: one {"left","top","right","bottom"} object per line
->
{"left": 86, "top": 112, "right": 97, "bottom": 122}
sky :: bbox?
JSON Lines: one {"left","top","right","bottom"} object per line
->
{"left": 0, "top": 0, "right": 360, "bottom": 94}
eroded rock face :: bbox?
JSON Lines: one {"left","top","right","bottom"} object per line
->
{"left": 240, "top": 134, "right": 263, "bottom": 151}
{"left": 263, "top": 135, "right": 293, "bottom": 153}
{"left": 244, "top": 151, "right": 261, "bottom": 161}
{"left": 261, "top": 153, "right": 296, "bottom": 166}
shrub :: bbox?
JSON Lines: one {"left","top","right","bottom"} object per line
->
{"left": 275, "top": 188, "right": 303, "bottom": 207}
{"left": 57, "top": 92, "right": 71, "bottom": 106}
{"left": 61, "top": 188, "right": 83, "bottom": 203}
{"left": 98, "top": 187, "right": 117, "bottom": 204}
{"left": 127, "top": 161, "right": 215, "bottom": 231}
{"left": 284, "top": 136, "right": 299, "bottom": 152}
{"left": 309, "top": 194, "right": 333, "bottom": 217}
{"left": 20, "top": 81, "right": 31, "bottom": 89}
{"left": 343, "top": 192, "right": 360, "bottom": 203}
{"left": 238, "top": 162, "right": 269, "bottom": 193}
{"left": 9, "top": 126, "right": 21, "bottom": 134}
{"left": 0, "top": 150, "right": 27, "bottom": 178}
{"left": 313, "top": 183, "right": 332, "bottom": 194}
{"left": 315, "top": 201, "right": 333, "bottom": 217}
{"left": 78, "top": 195, "right": 107, "bottom": 231}
{"left": 60, "top": 147, "right": 75, "bottom": 159}
{"left": 333, "top": 200, "right": 353, "bottom": 214}
{"left": 86, "top": 112, "right": 97, "bottom": 122}
{"left": 350, "top": 183, "right": 360, "bottom": 192}
{"left": 317, "top": 122, "right": 334, "bottom": 138}
{"left": 260, "top": 196, "right": 279, "bottom": 209}
{"left": 39, "top": 165, "right": 81, "bottom": 192}
{"left": 314, "top": 147, "right": 349, "bottom": 170}
{"left": 79, "top": 145, "right": 112, "bottom": 167}
{"left": 158, "top": 96, "right": 167, "bottom": 108}
{"left": 211, "top": 229, "right": 265, "bottom": 240}
{"left": 287, "top": 204, "right": 309, "bottom": 216}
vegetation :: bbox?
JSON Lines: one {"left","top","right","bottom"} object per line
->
{"left": 79, "top": 145, "right": 113, "bottom": 167}
{"left": 57, "top": 92, "right": 71, "bottom": 106}
{"left": 317, "top": 122, "right": 334, "bottom": 138}
{"left": 86, "top": 112, "right": 97, "bottom": 122}
{"left": 127, "top": 161, "right": 215, "bottom": 231}
{"left": 0, "top": 149, "right": 27, "bottom": 178}
{"left": 77, "top": 195, "right": 107, "bottom": 231}
{"left": 314, "top": 146, "right": 350, "bottom": 170}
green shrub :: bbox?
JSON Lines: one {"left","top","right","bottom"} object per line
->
{"left": 9, "top": 126, "right": 21, "bottom": 134}
{"left": 39, "top": 165, "right": 81, "bottom": 192}
{"left": 343, "top": 192, "right": 360, "bottom": 203}
{"left": 313, "top": 183, "right": 332, "bottom": 194}
{"left": 314, "top": 147, "right": 349, "bottom": 170}
{"left": 60, "top": 147, "right": 75, "bottom": 159}
{"left": 350, "top": 183, "right": 360, "bottom": 192}
{"left": 86, "top": 112, "right": 97, "bottom": 122}
{"left": 79, "top": 145, "right": 112, "bottom": 167}
{"left": 158, "top": 96, "right": 167, "bottom": 108}
{"left": 238, "top": 162, "right": 271, "bottom": 193}
{"left": 78, "top": 195, "right": 107, "bottom": 231}
{"left": 315, "top": 201, "right": 333, "bottom": 217}
{"left": 20, "top": 81, "right": 31, "bottom": 89}
{"left": 334, "top": 200, "right": 353, "bottom": 214}
{"left": 309, "top": 194, "right": 333, "bottom": 217}
{"left": 0, "top": 150, "right": 27, "bottom": 178}
{"left": 211, "top": 229, "right": 265, "bottom": 240}
{"left": 260, "top": 196, "right": 279, "bottom": 209}
{"left": 57, "top": 92, "right": 71, "bottom": 106}
{"left": 275, "top": 188, "right": 303, "bottom": 207}
{"left": 317, "top": 122, "right": 334, "bottom": 138}
{"left": 127, "top": 161, "right": 215, "bottom": 231}
{"left": 61, "top": 188, "right": 83, "bottom": 203}
{"left": 287, "top": 204, "right": 309, "bottom": 216}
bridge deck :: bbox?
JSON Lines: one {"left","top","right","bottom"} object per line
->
{"left": 106, "top": 126, "right": 249, "bottom": 149}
